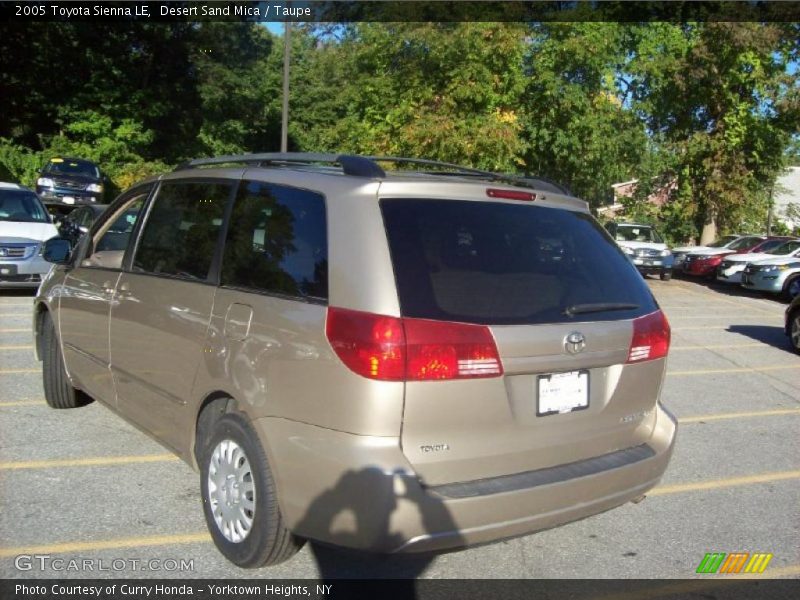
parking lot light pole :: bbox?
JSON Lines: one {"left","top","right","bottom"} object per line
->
{"left": 281, "top": 19, "right": 291, "bottom": 153}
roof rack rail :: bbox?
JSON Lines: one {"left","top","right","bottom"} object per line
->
{"left": 175, "top": 153, "right": 386, "bottom": 178}
{"left": 367, "top": 156, "right": 571, "bottom": 195}
{"left": 174, "top": 152, "right": 572, "bottom": 195}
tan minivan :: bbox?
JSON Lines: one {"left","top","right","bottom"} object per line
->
{"left": 35, "top": 154, "right": 676, "bottom": 567}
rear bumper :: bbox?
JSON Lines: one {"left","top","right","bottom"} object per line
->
{"left": 255, "top": 404, "right": 677, "bottom": 553}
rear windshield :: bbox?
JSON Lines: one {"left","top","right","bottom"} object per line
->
{"left": 0, "top": 190, "right": 49, "bottom": 223}
{"left": 381, "top": 199, "right": 658, "bottom": 325}
{"left": 44, "top": 159, "right": 100, "bottom": 178}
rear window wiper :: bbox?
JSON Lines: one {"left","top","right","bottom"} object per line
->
{"left": 563, "top": 303, "right": 639, "bottom": 317}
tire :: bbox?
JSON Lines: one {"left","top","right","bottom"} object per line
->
{"left": 660, "top": 270, "right": 672, "bottom": 281}
{"left": 790, "top": 310, "right": 800, "bottom": 355}
{"left": 200, "top": 412, "right": 303, "bottom": 567}
{"left": 42, "top": 312, "right": 88, "bottom": 409}
{"left": 781, "top": 275, "right": 800, "bottom": 302}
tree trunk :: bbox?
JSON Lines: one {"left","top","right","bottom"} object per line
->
{"left": 699, "top": 211, "right": 717, "bottom": 245}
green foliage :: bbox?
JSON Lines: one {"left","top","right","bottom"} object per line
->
{"left": 0, "top": 20, "right": 797, "bottom": 232}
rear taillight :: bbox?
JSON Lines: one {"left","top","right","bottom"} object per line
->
{"left": 326, "top": 307, "right": 503, "bottom": 381}
{"left": 627, "top": 310, "right": 670, "bottom": 363}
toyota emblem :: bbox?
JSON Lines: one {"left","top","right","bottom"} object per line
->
{"left": 565, "top": 332, "right": 586, "bottom": 355}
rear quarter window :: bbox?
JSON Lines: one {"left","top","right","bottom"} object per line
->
{"left": 381, "top": 199, "right": 657, "bottom": 325}
{"left": 220, "top": 180, "right": 328, "bottom": 301}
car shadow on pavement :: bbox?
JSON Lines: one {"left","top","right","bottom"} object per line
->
{"left": 292, "top": 467, "right": 464, "bottom": 597}
{"left": 728, "top": 325, "right": 793, "bottom": 353}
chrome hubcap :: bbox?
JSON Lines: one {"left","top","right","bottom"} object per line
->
{"left": 792, "top": 316, "right": 800, "bottom": 350}
{"left": 207, "top": 440, "right": 255, "bottom": 543}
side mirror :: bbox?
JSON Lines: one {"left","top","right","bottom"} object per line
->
{"left": 43, "top": 237, "right": 72, "bottom": 264}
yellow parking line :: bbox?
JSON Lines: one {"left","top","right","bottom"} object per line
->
{"left": 668, "top": 365, "right": 800, "bottom": 376}
{"left": 672, "top": 325, "right": 772, "bottom": 331}
{"left": 0, "top": 454, "right": 179, "bottom": 471}
{"left": 0, "top": 532, "right": 211, "bottom": 559}
{"left": 668, "top": 282, "right": 780, "bottom": 316}
{"left": 671, "top": 343, "right": 766, "bottom": 350}
{"left": 0, "top": 368, "right": 39, "bottom": 375}
{"left": 0, "top": 469, "right": 796, "bottom": 559}
{"left": 736, "top": 563, "right": 800, "bottom": 578}
{"left": 668, "top": 315, "right": 781, "bottom": 320}
{"left": 0, "top": 400, "right": 45, "bottom": 407}
{"left": 650, "top": 470, "right": 800, "bottom": 496}
{"left": 0, "top": 302, "right": 32, "bottom": 307}
{"left": 0, "top": 328, "right": 30, "bottom": 333}
{"left": 0, "top": 313, "right": 28, "bottom": 318}
{"left": 0, "top": 344, "right": 33, "bottom": 351}
{"left": 679, "top": 408, "right": 800, "bottom": 423}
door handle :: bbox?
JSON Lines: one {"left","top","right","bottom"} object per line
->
{"left": 102, "top": 281, "right": 114, "bottom": 294}
{"left": 119, "top": 282, "right": 130, "bottom": 292}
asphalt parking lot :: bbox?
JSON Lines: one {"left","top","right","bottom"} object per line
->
{"left": 0, "top": 278, "right": 798, "bottom": 580}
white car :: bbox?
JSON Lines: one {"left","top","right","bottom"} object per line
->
{"left": 604, "top": 222, "right": 674, "bottom": 280}
{"left": 671, "top": 235, "right": 740, "bottom": 268}
{"left": 717, "top": 240, "right": 800, "bottom": 284}
{"left": 0, "top": 182, "right": 59, "bottom": 288}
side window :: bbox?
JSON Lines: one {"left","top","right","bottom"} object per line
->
{"left": 82, "top": 190, "right": 149, "bottom": 269}
{"left": 133, "top": 181, "right": 230, "bottom": 281}
{"left": 221, "top": 180, "right": 328, "bottom": 300}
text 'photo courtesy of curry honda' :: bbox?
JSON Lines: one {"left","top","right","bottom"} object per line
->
{"left": 34, "top": 153, "right": 677, "bottom": 568}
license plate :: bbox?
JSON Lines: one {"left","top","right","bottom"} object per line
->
{"left": 538, "top": 370, "right": 589, "bottom": 416}
{"left": 62, "top": 196, "right": 75, "bottom": 204}
{"left": 633, "top": 258, "right": 644, "bottom": 265}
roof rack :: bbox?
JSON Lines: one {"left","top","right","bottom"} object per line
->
{"left": 175, "top": 153, "right": 386, "bottom": 178}
{"left": 175, "top": 152, "right": 571, "bottom": 195}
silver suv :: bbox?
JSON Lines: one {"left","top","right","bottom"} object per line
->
{"left": 35, "top": 154, "right": 676, "bottom": 567}
{"left": 0, "top": 182, "right": 59, "bottom": 288}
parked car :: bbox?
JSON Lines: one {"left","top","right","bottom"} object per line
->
{"left": 604, "top": 222, "right": 674, "bottom": 280}
{"left": 57, "top": 204, "right": 108, "bottom": 247}
{"left": 741, "top": 252, "right": 800, "bottom": 301}
{"left": 35, "top": 153, "right": 676, "bottom": 568}
{"left": 716, "top": 239, "right": 800, "bottom": 284}
{"left": 672, "top": 235, "right": 739, "bottom": 269}
{"left": 36, "top": 157, "right": 105, "bottom": 206}
{"left": 682, "top": 235, "right": 766, "bottom": 279}
{"left": 785, "top": 294, "right": 800, "bottom": 354}
{"left": 0, "top": 182, "right": 59, "bottom": 288}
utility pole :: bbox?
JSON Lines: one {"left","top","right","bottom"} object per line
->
{"left": 767, "top": 184, "right": 774, "bottom": 235}
{"left": 281, "top": 18, "right": 291, "bottom": 153}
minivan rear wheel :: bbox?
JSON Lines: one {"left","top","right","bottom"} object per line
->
{"left": 42, "top": 312, "right": 90, "bottom": 409}
{"left": 200, "top": 413, "right": 303, "bottom": 567}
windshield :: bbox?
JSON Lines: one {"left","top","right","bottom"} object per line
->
{"left": 0, "top": 190, "right": 50, "bottom": 223}
{"left": 771, "top": 240, "right": 800, "bottom": 255}
{"left": 708, "top": 235, "right": 739, "bottom": 248}
{"left": 727, "top": 236, "right": 761, "bottom": 250}
{"left": 44, "top": 159, "right": 100, "bottom": 178}
{"left": 614, "top": 225, "right": 663, "bottom": 243}
{"left": 381, "top": 199, "right": 657, "bottom": 325}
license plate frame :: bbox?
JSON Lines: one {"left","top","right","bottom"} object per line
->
{"left": 537, "top": 370, "right": 590, "bottom": 417}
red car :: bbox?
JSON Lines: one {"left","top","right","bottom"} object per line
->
{"left": 683, "top": 235, "right": 766, "bottom": 279}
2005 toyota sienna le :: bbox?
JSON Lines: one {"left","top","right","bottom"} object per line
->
{"left": 35, "top": 153, "right": 676, "bottom": 568}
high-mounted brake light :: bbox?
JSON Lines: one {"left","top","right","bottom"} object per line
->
{"left": 326, "top": 307, "right": 503, "bottom": 381}
{"left": 486, "top": 188, "right": 537, "bottom": 202}
{"left": 627, "top": 310, "right": 670, "bottom": 363}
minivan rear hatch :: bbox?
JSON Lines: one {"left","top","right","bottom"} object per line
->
{"left": 381, "top": 197, "right": 668, "bottom": 486}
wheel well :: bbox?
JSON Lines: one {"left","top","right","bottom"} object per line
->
{"left": 194, "top": 393, "right": 238, "bottom": 465}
